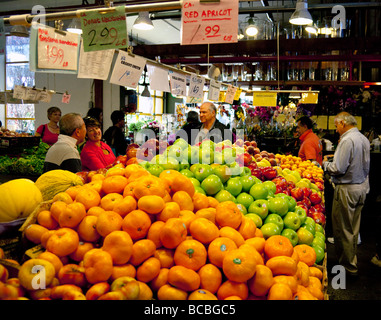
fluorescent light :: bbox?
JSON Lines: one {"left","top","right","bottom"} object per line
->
{"left": 133, "top": 12, "right": 154, "bottom": 30}
{"left": 67, "top": 18, "right": 83, "bottom": 34}
{"left": 289, "top": 0, "right": 313, "bottom": 26}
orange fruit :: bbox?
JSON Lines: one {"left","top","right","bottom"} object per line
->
{"left": 247, "top": 264, "right": 274, "bottom": 297}
{"left": 172, "top": 191, "right": 194, "bottom": 211}
{"left": 159, "top": 218, "right": 187, "bottom": 249}
{"left": 167, "top": 265, "right": 200, "bottom": 292}
{"left": 122, "top": 209, "right": 152, "bottom": 240}
{"left": 127, "top": 168, "right": 150, "bottom": 183}
{"left": 83, "top": 248, "right": 113, "bottom": 284}
{"left": 137, "top": 281, "right": 154, "bottom": 300}
{"left": 95, "top": 211, "right": 123, "bottom": 237}
{"left": 208, "top": 236, "right": 238, "bottom": 268}
{"left": 38, "top": 251, "right": 63, "bottom": 276}
{"left": 309, "top": 266, "right": 323, "bottom": 280}
{"left": 123, "top": 180, "right": 139, "bottom": 197}
{"left": 138, "top": 195, "right": 165, "bottom": 214}
{"left": 238, "top": 216, "right": 257, "bottom": 240}
{"left": 52, "top": 192, "right": 73, "bottom": 204}
{"left": 264, "top": 235, "right": 294, "bottom": 259}
{"left": 77, "top": 215, "right": 101, "bottom": 242}
{"left": 75, "top": 187, "right": 101, "bottom": 210}
{"left": 102, "top": 230, "right": 133, "bottom": 265}
{"left": 102, "top": 175, "right": 128, "bottom": 194}
{"left": 295, "top": 261, "right": 310, "bottom": 287}
{"left": 129, "top": 239, "right": 156, "bottom": 266}
{"left": 173, "top": 239, "right": 207, "bottom": 271}
{"left": 189, "top": 217, "right": 219, "bottom": 244}
{"left": 215, "top": 201, "right": 242, "bottom": 229}
{"left": 156, "top": 202, "right": 181, "bottom": 222}
{"left": 159, "top": 170, "right": 195, "bottom": 197}
{"left": 219, "top": 226, "right": 245, "bottom": 247}
{"left": 154, "top": 248, "right": 175, "bottom": 268}
{"left": 217, "top": 280, "right": 248, "bottom": 300}
{"left": 86, "top": 206, "right": 105, "bottom": 217}
{"left": 24, "top": 224, "right": 49, "bottom": 244}
{"left": 65, "top": 185, "right": 84, "bottom": 201}
{"left": 110, "top": 264, "right": 136, "bottom": 281}
{"left": 207, "top": 196, "right": 219, "bottom": 208}
{"left": 150, "top": 268, "right": 169, "bottom": 292}
{"left": 147, "top": 221, "right": 165, "bottom": 248}
{"left": 58, "top": 202, "right": 86, "bottom": 228}
{"left": 192, "top": 193, "right": 209, "bottom": 211}
{"left": 50, "top": 201, "right": 67, "bottom": 222}
{"left": 69, "top": 242, "right": 94, "bottom": 262}
{"left": 133, "top": 175, "right": 167, "bottom": 199}
{"left": 273, "top": 275, "right": 298, "bottom": 294}
{"left": 266, "top": 256, "right": 298, "bottom": 276}
{"left": 255, "top": 228, "right": 264, "bottom": 238}
{"left": 40, "top": 230, "right": 56, "bottom": 248}
{"left": 198, "top": 263, "right": 222, "bottom": 294}
{"left": 112, "top": 195, "right": 137, "bottom": 218}
{"left": 294, "top": 244, "right": 317, "bottom": 267}
{"left": 157, "top": 283, "right": 188, "bottom": 300}
{"left": 89, "top": 173, "right": 106, "bottom": 182}
{"left": 195, "top": 208, "right": 216, "bottom": 223}
{"left": 245, "top": 237, "right": 266, "bottom": 254}
{"left": 188, "top": 289, "right": 218, "bottom": 300}
{"left": 267, "top": 283, "right": 293, "bottom": 300}
{"left": 37, "top": 210, "right": 58, "bottom": 230}
{"left": 136, "top": 257, "right": 161, "bottom": 283}
{"left": 179, "top": 210, "right": 197, "bottom": 231}
{"left": 124, "top": 164, "right": 145, "bottom": 179}
{"left": 85, "top": 180, "right": 103, "bottom": 195}
{"left": 46, "top": 227, "right": 80, "bottom": 257}
{"left": 100, "top": 193, "right": 124, "bottom": 211}
{"left": 239, "top": 243, "right": 264, "bottom": 266}
{"left": 222, "top": 247, "right": 257, "bottom": 283}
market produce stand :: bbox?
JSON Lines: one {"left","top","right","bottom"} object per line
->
{"left": 0, "top": 139, "right": 328, "bottom": 300}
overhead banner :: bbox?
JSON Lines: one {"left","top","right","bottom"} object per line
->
{"left": 181, "top": 0, "right": 239, "bottom": 45}
{"left": 253, "top": 92, "right": 278, "bottom": 107}
{"left": 79, "top": 6, "right": 128, "bottom": 52}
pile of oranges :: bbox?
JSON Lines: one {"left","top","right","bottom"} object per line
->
{"left": 276, "top": 154, "right": 324, "bottom": 182}
{"left": 1, "top": 163, "right": 325, "bottom": 300}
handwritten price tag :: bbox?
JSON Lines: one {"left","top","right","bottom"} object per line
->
{"left": 181, "top": 0, "right": 238, "bottom": 45}
{"left": 225, "top": 85, "right": 237, "bottom": 104}
{"left": 188, "top": 75, "right": 205, "bottom": 99}
{"left": 80, "top": 6, "right": 128, "bottom": 52}
{"left": 207, "top": 79, "right": 221, "bottom": 101}
{"left": 169, "top": 72, "right": 187, "bottom": 97}
{"left": 37, "top": 25, "right": 79, "bottom": 70}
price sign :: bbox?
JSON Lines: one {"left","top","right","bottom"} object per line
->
{"left": 188, "top": 75, "right": 205, "bottom": 99}
{"left": 207, "top": 79, "right": 221, "bottom": 101}
{"left": 253, "top": 92, "right": 278, "bottom": 107}
{"left": 37, "top": 25, "right": 79, "bottom": 70}
{"left": 181, "top": 0, "right": 238, "bottom": 45}
{"left": 224, "top": 85, "right": 237, "bottom": 104}
{"left": 62, "top": 93, "right": 71, "bottom": 104}
{"left": 80, "top": 6, "right": 128, "bottom": 52}
{"left": 169, "top": 72, "right": 187, "bottom": 97}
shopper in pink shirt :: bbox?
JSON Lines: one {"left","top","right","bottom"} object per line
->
{"left": 81, "top": 117, "right": 115, "bottom": 172}
{"left": 35, "top": 106, "right": 61, "bottom": 146}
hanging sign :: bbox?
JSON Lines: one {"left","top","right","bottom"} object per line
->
{"left": 147, "top": 65, "right": 170, "bottom": 92}
{"left": 169, "top": 72, "right": 187, "bottom": 96}
{"left": 0, "top": 18, "right": 5, "bottom": 55}
{"left": 62, "top": 93, "right": 71, "bottom": 104}
{"left": 79, "top": 6, "right": 128, "bottom": 52}
{"left": 181, "top": 0, "right": 239, "bottom": 45}
{"left": 77, "top": 39, "right": 114, "bottom": 80}
{"left": 188, "top": 75, "right": 205, "bottom": 99}
{"left": 253, "top": 92, "right": 278, "bottom": 107}
{"left": 224, "top": 85, "right": 237, "bottom": 104}
{"left": 233, "top": 88, "right": 242, "bottom": 101}
{"left": 300, "top": 92, "right": 319, "bottom": 104}
{"left": 13, "top": 85, "right": 27, "bottom": 100}
{"left": 218, "top": 91, "right": 226, "bottom": 102}
{"left": 207, "top": 79, "right": 221, "bottom": 101}
{"left": 109, "top": 50, "right": 146, "bottom": 88}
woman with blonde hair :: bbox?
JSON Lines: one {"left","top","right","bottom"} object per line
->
{"left": 35, "top": 106, "right": 61, "bottom": 145}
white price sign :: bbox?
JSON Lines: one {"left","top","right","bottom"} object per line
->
{"left": 188, "top": 75, "right": 205, "bottom": 99}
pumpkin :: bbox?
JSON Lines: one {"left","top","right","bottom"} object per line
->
{"left": 0, "top": 179, "right": 43, "bottom": 223}
{"left": 35, "top": 170, "right": 84, "bottom": 201}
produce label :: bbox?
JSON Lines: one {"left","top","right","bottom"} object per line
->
{"left": 300, "top": 92, "right": 318, "bottom": 104}
{"left": 188, "top": 74, "right": 205, "bottom": 99}
{"left": 181, "top": 0, "right": 238, "bottom": 45}
{"left": 253, "top": 92, "right": 277, "bottom": 107}
{"left": 169, "top": 72, "right": 187, "bottom": 96}
{"left": 37, "top": 24, "right": 79, "bottom": 70}
{"left": 80, "top": 6, "right": 128, "bottom": 52}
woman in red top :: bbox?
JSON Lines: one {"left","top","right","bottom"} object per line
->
{"left": 35, "top": 106, "right": 61, "bottom": 145}
{"left": 81, "top": 117, "right": 116, "bottom": 172}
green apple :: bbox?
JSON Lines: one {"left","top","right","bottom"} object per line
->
{"left": 300, "top": 223, "right": 316, "bottom": 236}
{"left": 315, "top": 223, "right": 325, "bottom": 236}
{"left": 236, "top": 203, "right": 247, "bottom": 214}
{"left": 213, "top": 151, "right": 224, "bottom": 165}
{"left": 304, "top": 217, "right": 316, "bottom": 228}
{"left": 228, "top": 162, "right": 243, "bottom": 176}
{"left": 195, "top": 186, "right": 206, "bottom": 195}
{"left": 240, "top": 175, "right": 257, "bottom": 193}
{"left": 296, "top": 228, "right": 314, "bottom": 245}
{"left": 189, "top": 177, "right": 201, "bottom": 188}
{"left": 261, "top": 222, "right": 281, "bottom": 239}
{"left": 194, "top": 164, "right": 213, "bottom": 182}
{"left": 160, "top": 156, "right": 180, "bottom": 171}
{"left": 199, "top": 146, "right": 214, "bottom": 165}
{"left": 200, "top": 140, "right": 215, "bottom": 150}
{"left": 245, "top": 213, "right": 263, "bottom": 228}
{"left": 264, "top": 213, "right": 284, "bottom": 231}
{"left": 179, "top": 160, "right": 190, "bottom": 171}
{"left": 225, "top": 177, "right": 243, "bottom": 197}
{"left": 212, "top": 164, "right": 231, "bottom": 184}
{"left": 222, "top": 148, "right": 236, "bottom": 164}
{"left": 139, "top": 160, "right": 150, "bottom": 169}
{"left": 236, "top": 192, "right": 254, "bottom": 209}
{"left": 281, "top": 228, "right": 299, "bottom": 247}
{"left": 240, "top": 167, "right": 252, "bottom": 177}
{"left": 275, "top": 193, "right": 297, "bottom": 212}
{"left": 311, "top": 244, "right": 325, "bottom": 264}
{"left": 283, "top": 212, "right": 302, "bottom": 231}
{"left": 147, "top": 163, "right": 164, "bottom": 177}
{"left": 314, "top": 231, "right": 326, "bottom": 243}
{"left": 262, "top": 181, "right": 276, "bottom": 194}
{"left": 150, "top": 154, "right": 162, "bottom": 165}
{"left": 249, "top": 183, "right": 269, "bottom": 200}
{"left": 222, "top": 139, "right": 232, "bottom": 147}
{"left": 294, "top": 206, "right": 307, "bottom": 225}
{"left": 167, "top": 144, "right": 185, "bottom": 162}
{"left": 214, "top": 190, "right": 236, "bottom": 203}
{"left": 188, "top": 146, "right": 200, "bottom": 164}
{"left": 312, "top": 236, "right": 325, "bottom": 249}
{"left": 248, "top": 199, "right": 269, "bottom": 220}
{"left": 201, "top": 174, "right": 223, "bottom": 195}
{"left": 180, "top": 169, "right": 194, "bottom": 178}
{"left": 268, "top": 197, "right": 289, "bottom": 217}
{"left": 173, "top": 138, "right": 189, "bottom": 150}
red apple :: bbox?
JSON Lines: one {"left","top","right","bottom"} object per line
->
{"left": 75, "top": 171, "right": 89, "bottom": 184}
{"left": 313, "top": 203, "right": 325, "bottom": 214}
{"left": 312, "top": 211, "right": 326, "bottom": 226}
{"left": 251, "top": 168, "right": 264, "bottom": 181}
{"left": 297, "top": 202, "right": 309, "bottom": 215}
{"left": 247, "top": 163, "right": 258, "bottom": 172}
{"left": 314, "top": 181, "right": 324, "bottom": 191}
{"left": 58, "top": 264, "right": 87, "bottom": 288}
{"left": 114, "top": 155, "right": 127, "bottom": 166}
{"left": 261, "top": 166, "right": 277, "bottom": 180}
{"left": 291, "top": 187, "right": 304, "bottom": 201}
{"left": 272, "top": 177, "right": 287, "bottom": 190}
{"left": 309, "top": 192, "right": 322, "bottom": 205}
{"left": 243, "top": 153, "right": 253, "bottom": 166}
{"left": 287, "top": 181, "right": 296, "bottom": 190}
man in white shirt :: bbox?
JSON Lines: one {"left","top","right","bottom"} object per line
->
{"left": 43, "top": 113, "right": 87, "bottom": 173}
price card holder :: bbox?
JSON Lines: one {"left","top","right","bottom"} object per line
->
{"left": 80, "top": 6, "right": 128, "bottom": 52}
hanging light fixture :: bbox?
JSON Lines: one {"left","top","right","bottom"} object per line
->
{"left": 67, "top": 18, "right": 83, "bottom": 34}
{"left": 133, "top": 12, "right": 154, "bottom": 30}
{"left": 10, "top": 25, "right": 29, "bottom": 37}
{"left": 289, "top": 0, "right": 313, "bottom": 26}
{"left": 245, "top": 17, "right": 259, "bottom": 37}
{"left": 305, "top": 23, "right": 318, "bottom": 35}
{"left": 140, "top": 67, "right": 151, "bottom": 97}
